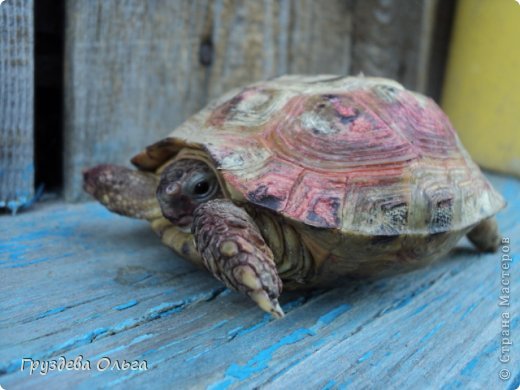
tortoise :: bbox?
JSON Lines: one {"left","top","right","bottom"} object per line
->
{"left": 83, "top": 75, "right": 505, "bottom": 318}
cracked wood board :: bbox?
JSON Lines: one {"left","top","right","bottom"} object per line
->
{"left": 0, "top": 172, "right": 518, "bottom": 388}
{"left": 0, "top": 0, "right": 34, "bottom": 212}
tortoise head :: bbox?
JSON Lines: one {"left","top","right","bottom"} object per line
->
{"left": 156, "top": 159, "right": 223, "bottom": 228}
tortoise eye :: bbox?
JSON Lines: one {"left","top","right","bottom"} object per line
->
{"left": 193, "top": 180, "right": 210, "bottom": 195}
{"left": 190, "top": 176, "right": 218, "bottom": 200}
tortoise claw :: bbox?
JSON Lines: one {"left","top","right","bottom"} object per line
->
{"left": 193, "top": 199, "right": 284, "bottom": 319}
{"left": 249, "top": 291, "right": 285, "bottom": 319}
{"left": 234, "top": 264, "right": 285, "bottom": 318}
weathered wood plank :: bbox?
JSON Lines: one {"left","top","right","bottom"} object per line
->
{"left": 351, "top": 0, "right": 438, "bottom": 94}
{"left": 207, "top": 0, "right": 353, "bottom": 98}
{"left": 0, "top": 0, "right": 34, "bottom": 212}
{"left": 63, "top": 0, "right": 214, "bottom": 201}
{"left": 0, "top": 173, "right": 518, "bottom": 389}
{"left": 287, "top": 0, "right": 352, "bottom": 75}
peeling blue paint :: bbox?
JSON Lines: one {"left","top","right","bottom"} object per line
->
{"left": 50, "top": 327, "right": 109, "bottom": 358}
{"left": 90, "top": 333, "right": 154, "bottom": 361}
{"left": 382, "top": 282, "right": 435, "bottom": 315}
{"left": 282, "top": 296, "right": 308, "bottom": 311}
{"left": 268, "top": 349, "right": 315, "bottom": 383}
{"left": 207, "top": 377, "right": 235, "bottom": 390}
{"left": 317, "top": 305, "right": 351, "bottom": 326}
{"left": 226, "top": 326, "right": 243, "bottom": 336}
{"left": 0, "top": 214, "right": 85, "bottom": 268}
{"left": 227, "top": 314, "right": 271, "bottom": 339}
{"left": 460, "top": 356, "right": 479, "bottom": 376}
{"left": 451, "top": 303, "right": 461, "bottom": 313}
{"left": 357, "top": 350, "right": 373, "bottom": 363}
{"left": 0, "top": 289, "right": 224, "bottom": 375}
{"left": 226, "top": 327, "right": 315, "bottom": 380}
{"left": 507, "top": 371, "right": 520, "bottom": 390}
{"left": 0, "top": 165, "right": 43, "bottom": 214}
{"left": 338, "top": 377, "right": 353, "bottom": 389}
{"left": 132, "top": 333, "right": 154, "bottom": 344}
{"left": 113, "top": 299, "right": 139, "bottom": 311}
{"left": 209, "top": 304, "right": 351, "bottom": 389}
{"left": 6, "top": 196, "right": 28, "bottom": 215}
{"left": 36, "top": 306, "right": 67, "bottom": 319}
{"left": 459, "top": 338, "right": 499, "bottom": 377}
{"left": 412, "top": 303, "right": 428, "bottom": 316}
{"left": 91, "top": 345, "right": 126, "bottom": 361}
{"left": 420, "top": 321, "right": 445, "bottom": 343}
{"left": 161, "top": 288, "right": 178, "bottom": 295}
{"left": 460, "top": 302, "right": 477, "bottom": 320}
{"left": 2, "top": 252, "right": 76, "bottom": 269}
{"left": 322, "top": 380, "right": 336, "bottom": 390}
{"left": 226, "top": 297, "right": 310, "bottom": 340}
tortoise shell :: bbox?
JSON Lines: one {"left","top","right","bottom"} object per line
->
{"left": 132, "top": 75, "right": 505, "bottom": 236}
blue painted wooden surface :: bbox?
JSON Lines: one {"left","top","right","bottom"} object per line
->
{"left": 0, "top": 173, "right": 518, "bottom": 389}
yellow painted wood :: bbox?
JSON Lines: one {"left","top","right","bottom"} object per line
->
{"left": 442, "top": 0, "right": 520, "bottom": 176}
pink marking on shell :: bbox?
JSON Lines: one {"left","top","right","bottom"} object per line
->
{"left": 262, "top": 93, "right": 418, "bottom": 171}
{"left": 284, "top": 171, "right": 347, "bottom": 228}
{"left": 207, "top": 92, "right": 244, "bottom": 127}
{"left": 359, "top": 88, "right": 459, "bottom": 158}
{"left": 330, "top": 98, "right": 358, "bottom": 118}
{"left": 223, "top": 158, "right": 304, "bottom": 213}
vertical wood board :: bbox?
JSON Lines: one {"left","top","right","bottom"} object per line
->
{"left": 351, "top": 0, "right": 436, "bottom": 93}
{"left": 0, "top": 0, "right": 34, "bottom": 212}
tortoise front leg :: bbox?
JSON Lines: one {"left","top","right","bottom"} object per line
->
{"left": 193, "top": 199, "right": 285, "bottom": 318}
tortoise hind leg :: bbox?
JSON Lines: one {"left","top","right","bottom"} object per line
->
{"left": 83, "top": 164, "right": 161, "bottom": 220}
{"left": 467, "top": 217, "right": 500, "bottom": 252}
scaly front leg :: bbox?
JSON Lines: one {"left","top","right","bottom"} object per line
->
{"left": 192, "top": 199, "right": 284, "bottom": 318}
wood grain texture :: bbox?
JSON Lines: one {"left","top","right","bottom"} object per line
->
{"left": 351, "top": 0, "right": 436, "bottom": 93}
{"left": 0, "top": 173, "right": 518, "bottom": 389}
{"left": 63, "top": 1, "right": 212, "bottom": 202}
{"left": 0, "top": 0, "right": 34, "bottom": 212}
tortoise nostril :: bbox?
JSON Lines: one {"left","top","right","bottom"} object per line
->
{"left": 166, "top": 183, "right": 181, "bottom": 196}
